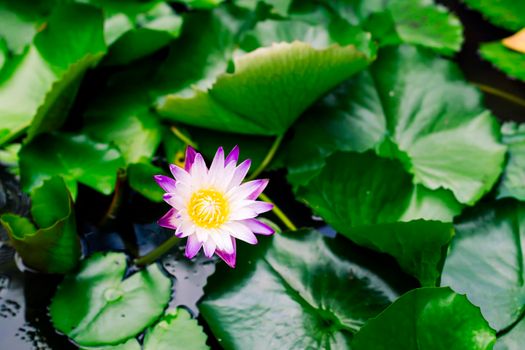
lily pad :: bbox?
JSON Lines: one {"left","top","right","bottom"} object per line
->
{"left": 365, "top": 0, "right": 463, "bottom": 55}
{"left": 50, "top": 252, "right": 172, "bottom": 347}
{"left": 81, "top": 338, "right": 141, "bottom": 350}
{"left": 480, "top": 41, "right": 525, "bottom": 82}
{"left": 286, "top": 45, "right": 506, "bottom": 205}
{"left": 200, "top": 229, "right": 407, "bottom": 349}
{"left": 143, "top": 308, "right": 209, "bottom": 350}
{"left": 462, "top": 0, "right": 525, "bottom": 31}
{"left": 297, "top": 151, "right": 456, "bottom": 286}
{"left": 83, "top": 84, "right": 162, "bottom": 165}
{"left": 0, "top": 3, "right": 106, "bottom": 145}
{"left": 498, "top": 122, "right": 525, "bottom": 201}
{"left": 0, "top": 0, "right": 53, "bottom": 54}
{"left": 156, "top": 14, "right": 371, "bottom": 136}
{"left": 351, "top": 287, "right": 496, "bottom": 350}
{"left": 0, "top": 176, "right": 80, "bottom": 273}
{"left": 441, "top": 201, "right": 525, "bottom": 332}
{"left": 128, "top": 162, "right": 166, "bottom": 202}
{"left": 19, "top": 132, "right": 125, "bottom": 197}
{"left": 103, "top": 3, "right": 183, "bottom": 65}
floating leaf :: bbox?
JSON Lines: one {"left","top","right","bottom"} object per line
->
{"left": 0, "top": 176, "right": 80, "bottom": 273}
{"left": 0, "top": 3, "right": 106, "bottom": 145}
{"left": 235, "top": 0, "right": 292, "bottom": 16}
{"left": 287, "top": 45, "right": 506, "bottom": 205}
{"left": 297, "top": 152, "right": 456, "bottom": 286}
{"left": 173, "top": 0, "right": 225, "bottom": 10}
{"left": 156, "top": 14, "right": 371, "bottom": 136}
{"left": 128, "top": 162, "right": 166, "bottom": 202}
{"left": 480, "top": 41, "right": 525, "bottom": 82}
{"left": 143, "top": 308, "right": 209, "bottom": 350}
{"left": 103, "top": 3, "right": 183, "bottom": 65}
{"left": 498, "top": 122, "right": 525, "bottom": 201}
{"left": 365, "top": 0, "right": 463, "bottom": 55}
{"left": 496, "top": 319, "right": 525, "bottom": 350}
{"left": 351, "top": 287, "right": 496, "bottom": 349}
{"left": 50, "top": 252, "right": 172, "bottom": 347}
{"left": 84, "top": 86, "right": 162, "bottom": 165}
{"left": 0, "top": 0, "right": 53, "bottom": 54}
{"left": 81, "top": 338, "right": 141, "bottom": 350}
{"left": 19, "top": 132, "right": 125, "bottom": 197}
{"left": 462, "top": 0, "right": 525, "bottom": 31}
{"left": 441, "top": 201, "right": 525, "bottom": 332}
{"left": 201, "top": 229, "right": 407, "bottom": 349}
{"left": 0, "top": 38, "right": 7, "bottom": 71}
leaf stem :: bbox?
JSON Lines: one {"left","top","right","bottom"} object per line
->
{"left": 247, "top": 134, "right": 284, "bottom": 181}
{"left": 134, "top": 235, "right": 181, "bottom": 267}
{"left": 98, "top": 169, "right": 127, "bottom": 227}
{"left": 170, "top": 126, "right": 198, "bottom": 148}
{"left": 473, "top": 82, "right": 525, "bottom": 108}
{"left": 259, "top": 193, "right": 297, "bottom": 231}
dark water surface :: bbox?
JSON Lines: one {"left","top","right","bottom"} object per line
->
{"left": 1, "top": 1, "right": 525, "bottom": 349}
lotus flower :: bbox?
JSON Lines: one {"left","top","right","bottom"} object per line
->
{"left": 154, "top": 146, "right": 274, "bottom": 267}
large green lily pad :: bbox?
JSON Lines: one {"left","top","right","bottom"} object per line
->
{"left": 297, "top": 151, "right": 456, "bottom": 286}
{"left": 200, "top": 229, "right": 408, "bottom": 349}
{"left": 50, "top": 252, "right": 172, "bottom": 347}
{"left": 19, "top": 132, "right": 125, "bottom": 197}
{"left": 441, "top": 201, "right": 525, "bottom": 332}
{"left": 286, "top": 45, "right": 506, "bottom": 205}
{"left": 0, "top": 3, "right": 106, "bottom": 145}
{"left": 156, "top": 14, "right": 371, "bottom": 136}
{"left": 351, "top": 287, "right": 496, "bottom": 349}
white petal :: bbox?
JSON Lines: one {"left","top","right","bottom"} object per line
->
{"left": 228, "top": 159, "right": 251, "bottom": 189}
{"left": 208, "top": 147, "right": 225, "bottom": 180}
{"left": 203, "top": 239, "right": 216, "bottom": 257}
{"left": 211, "top": 229, "right": 234, "bottom": 253}
{"left": 228, "top": 207, "right": 258, "bottom": 220}
{"left": 224, "top": 222, "right": 258, "bottom": 244}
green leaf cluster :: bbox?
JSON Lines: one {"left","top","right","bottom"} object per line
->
{"left": 0, "top": 0, "right": 523, "bottom": 348}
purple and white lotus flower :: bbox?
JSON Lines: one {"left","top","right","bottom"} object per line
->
{"left": 154, "top": 146, "right": 274, "bottom": 268}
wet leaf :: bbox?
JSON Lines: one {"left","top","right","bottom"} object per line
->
{"left": 19, "top": 132, "right": 125, "bottom": 197}
{"left": 498, "top": 122, "right": 525, "bottom": 201}
{"left": 480, "top": 41, "right": 525, "bottom": 82}
{"left": 365, "top": 0, "right": 463, "bottom": 55}
{"left": 0, "top": 3, "right": 106, "bottom": 145}
{"left": 351, "top": 287, "right": 496, "bottom": 350}
{"left": 50, "top": 252, "right": 172, "bottom": 347}
{"left": 143, "top": 308, "right": 209, "bottom": 350}
{"left": 297, "top": 151, "right": 456, "bottom": 286}
{"left": 200, "top": 229, "right": 404, "bottom": 349}
{"left": 128, "top": 162, "right": 166, "bottom": 202}
{"left": 0, "top": 176, "right": 80, "bottom": 273}
{"left": 156, "top": 14, "right": 371, "bottom": 136}
{"left": 462, "top": 0, "right": 525, "bottom": 31}
{"left": 441, "top": 201, "right": 525, "bottom": 332}
{"left": 286, "top": 45, "right": 506, "bottom": 205}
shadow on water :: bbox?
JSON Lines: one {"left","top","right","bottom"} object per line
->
{"left": 1, "top": 2, "right": 525, "bottom": 349}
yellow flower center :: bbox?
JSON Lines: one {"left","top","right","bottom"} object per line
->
{"left": 188, "top": 189, "right": 229, "bottom": 229}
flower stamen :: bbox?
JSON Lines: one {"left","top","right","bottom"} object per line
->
{"left": 188, "top": 188, "right": 229, "bottom": 229}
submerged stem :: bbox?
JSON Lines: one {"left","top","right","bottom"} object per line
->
{"left": 474, "top": 83, "right": 525, "bottom": 108}
{"left": 134, "top": 235, "right": 181, "bottom": 267}
{"left": 247, "top": 134, "right": 284, "bottom": 181}
{"left": 99, "top": 169, "right": 127, "bottom": 227}
{"left": 259, "top": 193, "right": 297, "bottom": 231}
